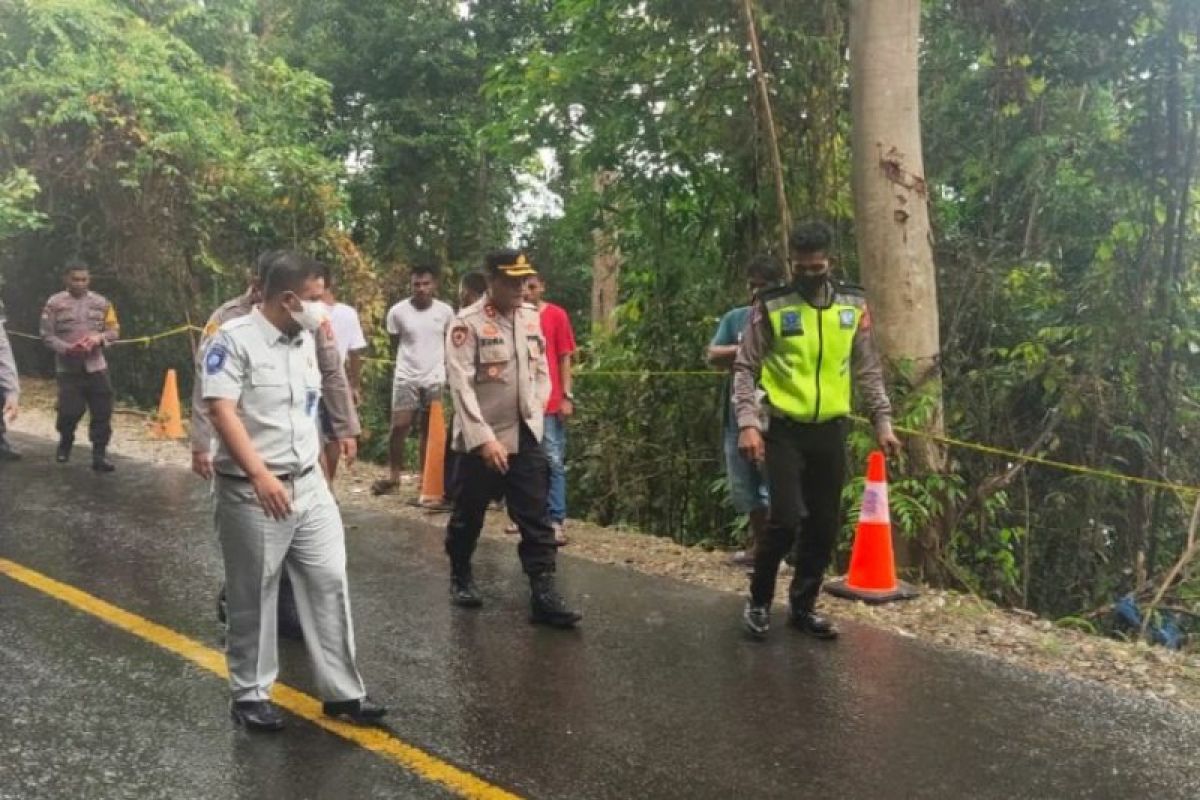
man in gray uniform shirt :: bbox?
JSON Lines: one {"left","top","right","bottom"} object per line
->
{"left": 202, "top": 251, "right": 385, "bottom": 732}
{"left": 0, "top": 299, "right": 20, "bottom": 460}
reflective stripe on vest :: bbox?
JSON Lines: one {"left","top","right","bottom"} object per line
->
{"left": 760, "top": 291, "right": 862, "bottom": 423}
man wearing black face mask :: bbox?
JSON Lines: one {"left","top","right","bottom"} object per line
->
{"left": 732, "top": 221, "right": 901, "bottom": 640}
{"left": 202, "top": 251, "right": 386, "bottom": 731}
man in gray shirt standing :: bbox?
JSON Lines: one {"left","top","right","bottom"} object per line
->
{"left": 372, "top": 264, "right": 455, "bottom": 495}
{"left": 202, "top": 251, "right": 385, "bottom": 732}
{"left": 0, "top": 299, "right": 20, "bottom": 461}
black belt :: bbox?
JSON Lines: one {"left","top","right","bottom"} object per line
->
{"left": 216, "top": 465, "right": 315, "bottom": 483}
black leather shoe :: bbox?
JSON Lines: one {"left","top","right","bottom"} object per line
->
{"left": 529, "top": 574, "right": 581, "bottom": 628}
{"left": 450, "top": 576, "right": 483, "bottom": 608}
{"left": 323, "top": 697, "right": 388, "bottom": 725}
{"left": 92, "top": 446, "right": 115, "bottom": 472}
{"left": 789, "top": 609, "right": 839, "bottom": 640}
{"left": 230, "top": 700, "right": 285, "bottom": 731}
{"left": 56, "top": 439, "right": 72, "bottom": 463}
{"left": 0, "top": 439, "right": 20, "bottom": 461}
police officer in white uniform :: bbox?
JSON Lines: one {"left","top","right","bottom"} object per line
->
{"left": 202, "top": 251, "right": 385, "bottom": 732}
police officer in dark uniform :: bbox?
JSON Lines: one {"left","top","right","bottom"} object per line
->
{"left": 733, "top": 221, "right": 901, "bottom": 639}
{"left": 443, "top": 250, "right": 581, "bottom": 628}
{"left": 40, "top": 260, "right": 120, "bottom": 471}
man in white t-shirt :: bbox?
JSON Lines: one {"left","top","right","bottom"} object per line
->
{"left": 372, "top": 264, "right": 454, "bottom": 495}
{"left": 318, "top": 265, "right": 369, "bottom": 481}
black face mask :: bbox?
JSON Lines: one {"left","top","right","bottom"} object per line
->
{"left": 796, "top": 271, "right": 829, "bottom": 293}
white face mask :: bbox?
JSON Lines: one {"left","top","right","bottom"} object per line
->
{"left": 288, "top": 299, "right": 327, "bottom": 332}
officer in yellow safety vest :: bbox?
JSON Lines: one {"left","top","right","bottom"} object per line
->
{"left": 732, "top": 221, "right": 901, "bottom": 640}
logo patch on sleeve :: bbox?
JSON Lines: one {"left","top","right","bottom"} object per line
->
{"left": 780, "top": 310, "right": 803, "bottom": 336}
{"left": 204, "top": 344, "right": 228, "bottom": 375}
{"left": 839, "top": 309, "right": 857, "bottom": 329}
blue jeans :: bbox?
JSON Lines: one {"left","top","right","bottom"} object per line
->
{"left": 543, "top": 413, "right": 567, "bottom": 524}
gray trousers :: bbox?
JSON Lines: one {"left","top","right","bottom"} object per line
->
{"left": 215, "top": 470, "right": 366, "bottom": 703}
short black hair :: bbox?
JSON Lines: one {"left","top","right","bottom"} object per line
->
{"left": 262, "top": 251, "right": 322, "bottom": 299}
{"left": 483, "top": 249, "right": 522, "bottom": 276}
{"left": 745, "top": 254, "right": 784, "bottom": 284}
{"left": 788, "top": 221, "right": 833, "bottom": 255}
{"left": 411, "top": 263, "right": 439, "bottom": 279}
{"left": 63, "top": 259, "right": 89, "bottom": 275}
{"left": 460, "top": 271, "right": 488, "bottom": 296}
{"left": 255, "top": 249, "right": 288, "bottom": 283}
{"left": 311, "top": 258, "right": 333, "bottom": 288}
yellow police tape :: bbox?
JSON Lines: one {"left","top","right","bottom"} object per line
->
{"left": 12, "top": 321, "right": 1197, "bottom": 496}
{"left": 7, "top": 325, "right": 201, "bottom": 346}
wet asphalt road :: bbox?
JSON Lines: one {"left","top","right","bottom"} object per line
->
{"left": 2, "top": 433, "right": 1200, "bottom": 800}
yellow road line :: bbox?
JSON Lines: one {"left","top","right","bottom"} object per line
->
{"left": 0, "top": 557, "right": 522, "bottom": 800}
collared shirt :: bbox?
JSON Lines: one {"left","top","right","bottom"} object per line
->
{"left": 201, "top": 308, "right": 322, "bottom": 476}
{"left": 39, "top": 291, "right": 119, "bottom": 374}
{"left": 445, "top": 298, "right": 550, "bottom": 453}
{"left": 732, "top": 280, "right": 892, "bottom": 433}
{"left": 0, "top": 304, "right": 18, "bottom": 400}
{"left": 190, "top": 290, "right": 360, "bottom": 452}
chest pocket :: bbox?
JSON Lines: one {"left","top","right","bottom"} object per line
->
{"left": 249, "top": 362, "right": 285, "bottom": 387}
{"left": 86, "top": 306, "right": 106, "bottom": 330}
{"left": 477, "top": 341, "right": 510, "bottom": 384}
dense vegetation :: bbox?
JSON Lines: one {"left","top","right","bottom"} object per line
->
{"left": 1, "top": 0, "right": 1198, "bottom": 632}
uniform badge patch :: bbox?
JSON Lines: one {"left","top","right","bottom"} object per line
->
{"left": 781, "top": 310, "right": 803, "bottom": 336}
{"left": 839, "top": 309, "right": 856, "bottom": 329}
{"left": 451, "top": 325, "right": 468, "bottom": 347}
{"left": 484, "top": 304, "right": 497, "bottom": 318}
{"left": 204, "top": 344, "right": 228, "bottom": 375}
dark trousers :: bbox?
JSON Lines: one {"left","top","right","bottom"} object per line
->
{"left": 446, "top": 424, "right": 557, "bottom": 577}
{"left": 56, "top": 370, "right": 114, "bottom": 447}
{"left": 750, "top": 417, "right": 848, "bottom": 610}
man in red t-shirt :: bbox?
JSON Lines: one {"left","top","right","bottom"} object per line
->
{"left": 524, "top": 274, "right": 576, "bottom": 544}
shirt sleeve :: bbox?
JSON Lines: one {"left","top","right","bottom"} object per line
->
{"left": 346, "top": 308, "right": 368, "bottom": 352}
{"left": 710, "top": 310, "right": 737, "bottom": 348}
{"left": 0, "top": 323, "right": 19, "bottom": 399}
{"left": 851, "top": 305, "right": 893, "bottom": 433}
{"left": 40, "top": 302, "right": 71, "bottom": 355}
{"left": 553, "top": 307, "right": 576, "bottom": 355}
{"left": 385, "top": 305, "right": 402, "bottom": 336}
{"left": 316, "top": 322, "right": 361, "bottom": 438}
{"left": 200, "top": 331, "right": 246, "bottom": 402}
{"left": 732, "top": 302, "right": 771, "bottom": 430}
{"left": 101, "top": 302, "right": 119, "bottom": 344}
{"left": 445, "top": 320, "right": 496, "bottom": 450}
{"left": 189, "top": 314, "right": 223, "bottom": 452}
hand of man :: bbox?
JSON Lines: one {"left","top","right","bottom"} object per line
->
{"left": 478, "top": 440, "right": 509, "bottom": 474}
{"left": 2, "top": 395, "right": 17, "bottom": 422}
{"left": 251, "top": 473, "right": 292, "bottom": 520}
{"left": 559, "top": 397, "right": 574, "bottom": 418}
{"left": 352, "top": 388, "right": 363, "bottom": 407}
{"left": 191, "top": 450, "right": 214, "bottom": 480}
{"left": 737, "top": 427, "right": 766, "bottom": 464}
{"left": 339, "top": 437, "right": 357, "bottom": 467}
{"left": 878, "top": 426, "right": 903, "bottom": 458}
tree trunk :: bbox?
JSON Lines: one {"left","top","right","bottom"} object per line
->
{"left": 849, "top": 0, "right": 947, "bottom": 573}
{"left": 590, "top": 170, "right": 621, "bottom": 336}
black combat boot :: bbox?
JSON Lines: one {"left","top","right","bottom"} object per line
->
{"left": 56, "top": 437, "right": 73, "bottom": 463}
{"left": 0, "top": 438, "right": 20, "bottom": 461}
{"left": 529, "top": 573, "right": 581, "bottom": 628}
{"left": 92, "top": 444, "right": 115, "bottom": 472}
{"left": 788, "top": 577, "right": 838, "bottom": 640}
{"left": 449, "top": 565, "right": 483, "bottom": 608}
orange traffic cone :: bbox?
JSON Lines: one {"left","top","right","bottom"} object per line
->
{"left": 824, "top": 450, "right": 918, "bottom": 604}
{"left": 149, "top": 369, "right": 185, "bottom": 440}
{"left": 418, "top": 400, "right": 447, "bottom": 506}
